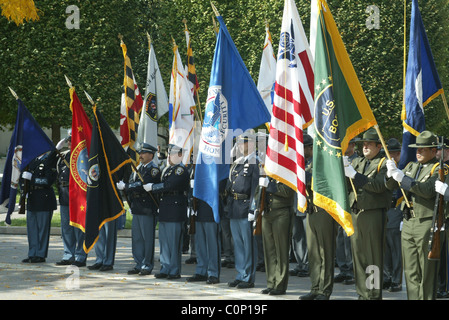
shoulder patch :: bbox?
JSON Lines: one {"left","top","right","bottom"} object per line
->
{"left": 151, "top": 168, "right": 160, "bottom": 177}
{"left": 175, "top": 167, "right": 185, "bottom": 176}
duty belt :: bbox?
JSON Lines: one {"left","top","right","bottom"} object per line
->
{"left": 232, "top": 193, "right": 249, "bottom": 200}
{"left": 162, "top": 191, "right": 185, "bottom": 196}
{"left": 30, "top": 186, "right": 49, "bottom": 191}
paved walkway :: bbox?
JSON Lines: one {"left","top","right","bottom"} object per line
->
{"left": 0, "top": 228, "right": 408, "bottom": 301}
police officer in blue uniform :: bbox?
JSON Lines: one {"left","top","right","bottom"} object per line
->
{"left": 21, "top": 150, "right": 58, "bottom": 263}
{"left": 148, "top": 144, "right": 190, "bottom": 279}
{"left": 55, "top": 144, "right": 87, "bottom": 267}
{"left": 227, "top": 131, "right": 260, "bottom": 289}
{"left": 117, "top": 143, "right": 161, "bottom": 275}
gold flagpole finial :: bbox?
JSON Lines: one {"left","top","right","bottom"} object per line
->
{"left": 182, "top": 18, "right": 188, "bottom": 30}
{"left": 64, "top": 75, "right": 73, "bottom": 88}
{"left": 211, "top": 2, "right": 220, "bottom": 17}
{"left": 146, "top": 32, "right": 152, "bottom": 50}
{"left": 84, "top": 91, "right": 95, "bottom": 106}
{"left": 118, "top": 33, "right": 124, "bottom": 44}
{"left": 8, "top": 87, "right": 19, "bottom": 100}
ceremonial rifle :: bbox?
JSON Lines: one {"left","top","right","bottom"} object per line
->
{"left": 428, "top": 138, "right": 446, "bottom": 260}
{"left": 18, "top": 166, "right": 29, "bottom": 215}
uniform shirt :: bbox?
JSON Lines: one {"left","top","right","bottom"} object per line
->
{"left": 227, "top": 152, "right": 260, "bottom": 220}
{"left": 125, "top": 160, "right": 161, "bottom": 215}
{"left": 152, "top": 163, "right": 190, "bottom": 222}
{"left": 24, "top": 151, "right": 58, "bottom": 212}
{"left": 57, "top": 151, "right": 70, "bottom": 206}
{"left": 387, "top": 158, "right": 448, "bottom": 219}
{"left": 349, "top": 153, "right": 392, "bottom": 211}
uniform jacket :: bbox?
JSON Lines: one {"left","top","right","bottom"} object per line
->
{"left": 57, "top": 151, "right": 70, "bottom": 206}
{"left": 386, "top": 157, "right": 448, "bottom": 219}
{"left": 152, "top": 163, "right": 190, "bottom": 222}
{"left": 227, "top": 153, "right": 260, "bottom": 219}
{"left": 125, "top": 160, "right": 161, "bottom": 215}
{"left": 260, "top": 177, "right": 295, "bottom": 214}
{"left": 24, "top": 151, "right": 58, "bottom": 212}
{"left": 349, "top": 153, "right": 392, "bottom": 211}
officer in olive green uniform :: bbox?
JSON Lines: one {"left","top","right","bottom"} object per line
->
{"left": 344, "top": 128, "right": 392, "bottom": 300}
{"left": 300, "top": 134, "right": 338, "bottom": 300}
{"left": 386, "top": 131, "right": 447, "bottom": 300}
{"left": 254, "top": 176, "right": 295, "bottom": 296}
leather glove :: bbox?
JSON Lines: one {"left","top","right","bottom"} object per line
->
{"left": 22, "top": 171, "right": 32, "bottom": 180}
{"left": 116, "top": 181, "right": 125, "bottom": 191}
{"left": 435, "top": 180, "right": 448, "bottom": 196}
{"left": 343, "top": 156, "right": 357, "bottom": 179}
{"left": 143, "top": 183, "right": 153, "bottom": 192}
{"left": 386, "top": 160, "right": 404, "bottom": 182}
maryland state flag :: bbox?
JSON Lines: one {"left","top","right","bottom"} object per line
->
{"left": 120, "top": 40, "right": 143, "bottom": 165}
{"left": 312, "top": 0, "right": 377, "bottom": 236}
{"left": 69, "top": 87, "right": 92, "bottom": 231}
{"left": 84, "top": 106, "right": 132, "bottom": 253}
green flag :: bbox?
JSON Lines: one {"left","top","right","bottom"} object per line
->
{"left": 312, "top": 0, "right": 377, "bottom": 236}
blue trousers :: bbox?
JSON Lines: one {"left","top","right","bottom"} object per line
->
{"left": 60, "top": 205, "right": 86, "bottom": 262}
{"left": 194, "top": 221, "right": 221, "bottom": 278}
{"left": 131, "top": 214, "right": 156, "bottom": 271}
{"left": 26, "top": 210, "right": 53, "bottom": 258}
{"left": 94, "top": 219, "right": 117, "bottom": 266}
{"left": 159, "top": 221, "right": 183, "bottom": 276}
{"left": 230, "top": 218, "right": 256, "bottom": 283}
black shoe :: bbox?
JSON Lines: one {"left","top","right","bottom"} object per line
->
{"left": 226, "top": 262, "right": 235, "bottom": 269}
{"left": 388, "top": 283, "right": 402, "bottom": 292}
{"left": 139, "top": 269, "right": 151, "bottom": 276}
{"left": 128, "top": 268, "right": 140, "bottom": 275}
{"left": 187, "top": 274, "right": 208, "bottom": 282}
{"left": 88, "top": 263, "right": 103, "bottom": 270}
{"left": 31, "top": 257, "right": 45, "bottom": 263}
{"left": 269, "top": 289, "right": 285, "bottom": 295}
{"left": 256, "top": 263, "right": 265, "bottom": 272}
{"left": 343, "top": 277, "right": 355, "bottom": 285}
{"left": 315, "top": 294, "right": 329, "bottom": 300}
{"left": 289, "top": 269, "right": 299, "bottom": 276}
{"left": 236, "top": 281, "right": 254, "bottom": 289}
{"left": 72, "top": 261, "right": 86, "bottom": 267}
{"left": 334, "top": 273, "right": 347, "bottom": 283}
{"left": 56, "top": 259, "right": 73, "bottom": 266}
{"left": 206, "top": 276, "right": 219, "bottom": 284}
{"left": 155, "top": 273, "right": 168, "bottom": 279}
{"left": 228, "top": 279, "right": 241, "bottom": 287}
{"left": 299, "top": 292, "right": 318, "bottom": 300}
{"left": 383, "top": 280, "right": 392, "bottom": 290}
{"left": 167, "top": 274, "right": 181, "bottom": 280}
{"left": 261, "top": 288, "right": 272, "bottom": 294}
{"left": 22, "top": 257, "right": 32, "bottom": 263}
{"left": 297, "top": 270, "right": 309, "bottom": 277}
{"left": 185, "top": 257, "right": 197, "bottom": 264}
{"left": 99, "top": 265, "right": 113, "bottom": 271}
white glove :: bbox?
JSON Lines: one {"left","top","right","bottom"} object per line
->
{"left": 435, "top": 180, "right": 448, "bottom": 196}
{"left": 248, "top": 213, "right": 255, "bottom": 221}
{"left": 56, "top": 138, "right": 67, "bottom": 150}
{"left": 22, "top": 171, "right": 32, "bottom": 180}
{"left": 343, "top": 157, "right": 357, "bottom": 179}
{"left": 190, "top": 179, "right": 195, "bottom": 188}
{"left": 259, "top": 177, "right": 269, "bottom": 187}
{"left": 386, "top": 159, "right": 404, "bottom": 182}
{"left": 116, "top": 181, "right": 125, "bottom": 191}
{"left": 143, "top": 183, "right": 153, "bottom": 192}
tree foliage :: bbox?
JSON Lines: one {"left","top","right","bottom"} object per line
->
{"left": 1, "top": 0, "right": 448, "bottom": 143}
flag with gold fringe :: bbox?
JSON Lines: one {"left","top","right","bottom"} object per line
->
{"left": 84, "top": 106, "right": 132, "bottom": 253}
{"left": 312, "top": 0, "right": 378, "bottom": 236}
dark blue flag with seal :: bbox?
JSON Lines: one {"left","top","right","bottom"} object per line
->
{"left": 193, "top": 10, "right": 271, "bottom": 223}
{"left": 0, "top": 98, "right": 54, "bottom": 225}
{"left": 84, "top": 106, "right": 132, "bottom": 253}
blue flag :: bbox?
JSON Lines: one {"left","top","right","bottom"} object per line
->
{"left": 193, "top": 14, "right": 271, "bottom": 223}
{"left": 0, "top": 99, "right": 55, "bottom": 224}
{"left": 399, "top": 0, "right": 443, "bottom": 169}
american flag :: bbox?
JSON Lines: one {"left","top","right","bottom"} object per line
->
{"left": 264, "top": 0, "right": 314, "bottom": 212}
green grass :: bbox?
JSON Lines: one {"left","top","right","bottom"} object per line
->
{"left": 0, "top": 210, "right": 133, "bottom": 228}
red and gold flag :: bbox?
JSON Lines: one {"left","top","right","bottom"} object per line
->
{"left": 69, "top": 87, "right": 92, "bottom": 231}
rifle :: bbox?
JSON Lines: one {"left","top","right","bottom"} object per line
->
{"left": 428, "top": 138, "right": 446, "bottom": 260}
{"left": 18, "top": 166, "right": 30, "bottom": 215}
{"left": 188, "top": 197, "right": 197, "bottom": 235}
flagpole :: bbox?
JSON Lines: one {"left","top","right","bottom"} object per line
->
{"left": 441, "top": 93, "right": 449, "bottom": 120}
{"left": 373, "top": 124, "right": 411, "bottom": 208}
